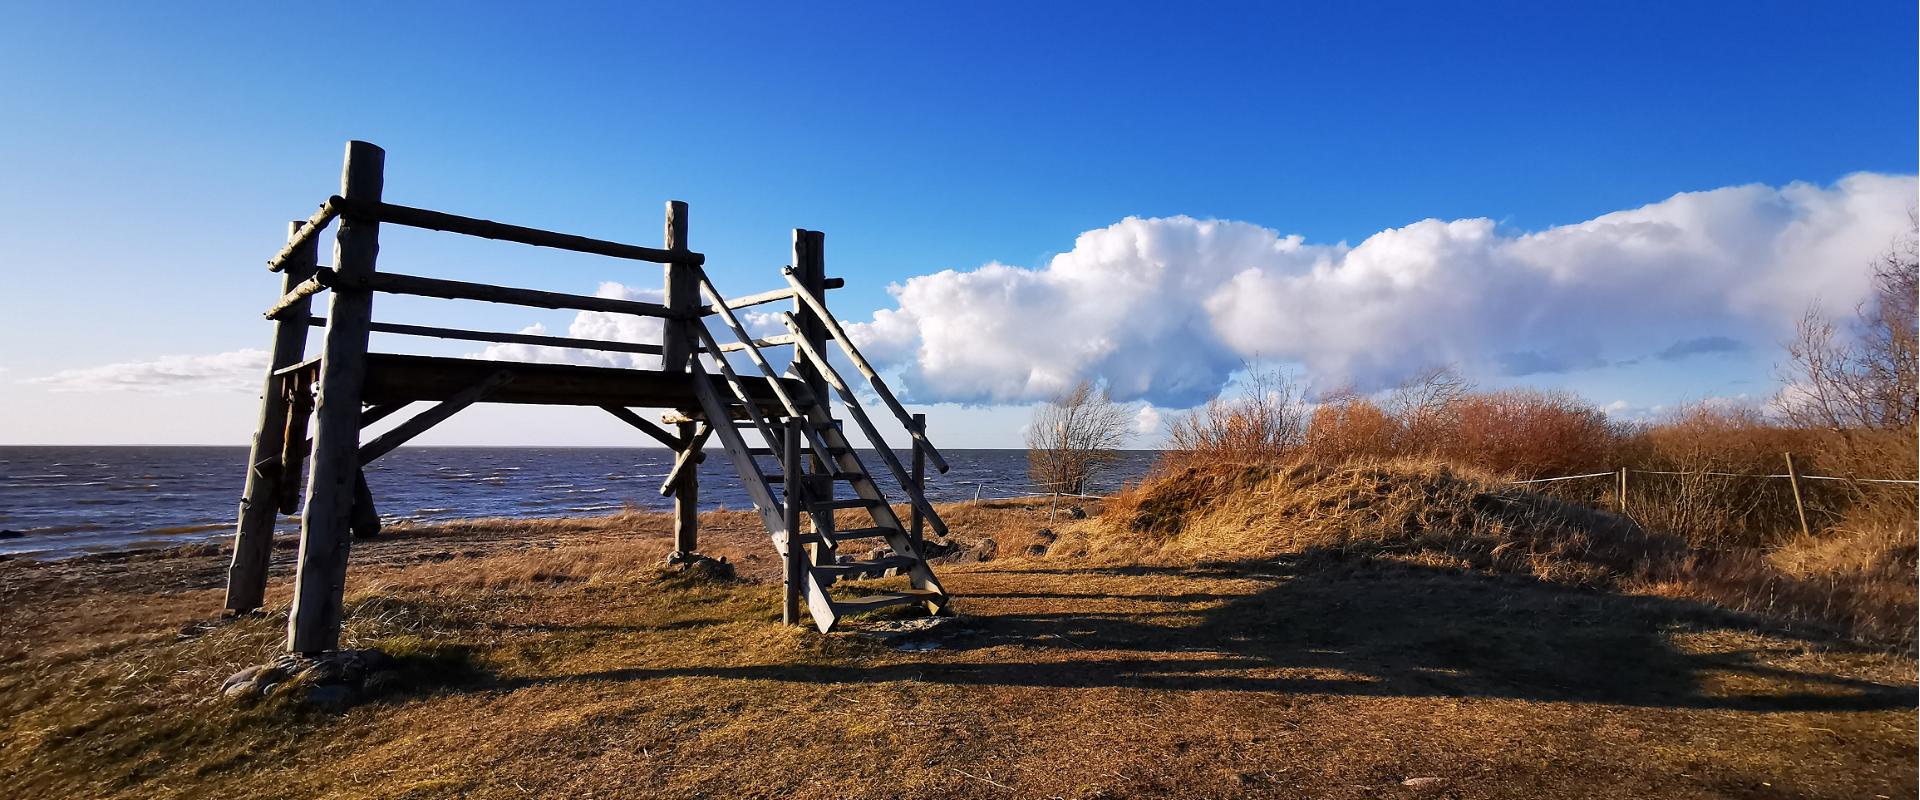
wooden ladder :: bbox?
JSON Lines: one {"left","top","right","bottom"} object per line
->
{"left": 684, "top": 267, "right": 952, "bottom": 632}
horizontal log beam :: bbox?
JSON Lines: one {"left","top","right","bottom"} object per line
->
{"left": 343, "top": 198, "right": 702, "bottom": 265}
{"left": 309, "top": 316, "right": 666, "bottom": 356}
{"left": 358, "top": 370, "right": 516, "bottom": 465}
{"left": 712, "top": 334, "right": 796, "bottom": 354}
{"left": 699, "top": 287, "right": 792, "bottom": 316}
{"left": 266, "top": 196, "right": 343, "bottom": 272}
{"left": 292, "top": 267, "right": 682, "bottom": 318}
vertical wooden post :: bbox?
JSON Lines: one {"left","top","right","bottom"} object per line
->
{"left": 1784, "top": 452, "right": 1813, "bottom": 538}
{"left": 660, "top": 200, "right": 696, "bottom": 372}
{"left": 783, "top": 421, "right": 804, "bottom": 625}
{"left": 790, "top": 229, "right": 835, "bottom": 567}
{"left": 225, "top": 219, "right": 319, "bottom": 613}
{"left": 673, "top": 420, "right": 699, "bottom": 557}
{"left": 1617, "top": 468, "right": 1629, "bottom": 515}
{"left": 287, "top": 140, "right": 384, "bottom": 654}
{"left": 909, "top": 412, "right": 926, "bottom": 552}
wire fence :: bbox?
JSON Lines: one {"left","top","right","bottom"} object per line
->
{"left": 1511, "top": 470, "right": 1918, "bottom": 486}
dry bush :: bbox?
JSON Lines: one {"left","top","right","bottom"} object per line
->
{"left": 1027, "top": 380, "right": 1134, "bottom": 494}
{"left": 1303, "top": 396, "right": 1397, "bottom": 462}
{"left": 1164, "top": 367, "right": 1308, "bottom": 467}
{"left": 1429, "top": 389, "right": 1625, "bottom": 477}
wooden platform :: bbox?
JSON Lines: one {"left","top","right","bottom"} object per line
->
{"left": 276, "top": 353, "right": 805, "bottom": 410}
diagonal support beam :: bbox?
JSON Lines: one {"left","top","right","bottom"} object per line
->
{"left": 658, "top": 422, "right": 712, "bottom": 497}
{"left": 357, "top": 370, "right": 514, "bottom": 465}
{"left": 601, "top": 405, "right": 683, "bottom": 449}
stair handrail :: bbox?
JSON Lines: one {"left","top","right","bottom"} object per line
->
{"left": 781, "top": 312, "right": 951, "bottom": 540}
{"left": 693, "top": 267, "right": 840, "bottom": 468}
{"left": 781, "top": 267, "right": 949, "bottom": 474}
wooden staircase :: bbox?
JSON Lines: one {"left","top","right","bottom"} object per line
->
{"left": 682, "top": 266, "right": 954, "bottom": 632}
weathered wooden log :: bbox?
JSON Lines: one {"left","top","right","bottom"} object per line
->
{"left": 343, "top": 197, "right": 701, "bottom": 265}
{"left": 310, "top": 316, "right": 667, "bottom": 356}
{"left": 782, "top": 265, "right": 948, "bottom": 474}
{"left": 672, "top": 420, "right": 699, "bottom": 556}
{"left": 657, "top": 422, "right": 710, "bottom": 497}
{"left": 660, "top": 200, "right": 696, "bottom": 371}
{"left": 784, "top": 313, "right": 950, "bottom": 540}
{"left": 289, "top": 140, "right": 385, "bottom": 654}
{"left": 698, "top": 287, "right": 792, "bottom": 316}
{"left": 266, "top": 197, "right": 342, "bottom": 272}
{"left": 783, "top": 421, "right": 804, "bottom": 625}
{"left": 227, "top": 220, "right": 321, "bottom": 613}
{"left": 357, "top": 370, "right": 515, "bottom": 465}
{"left": 601, "top": 405, "right": 682, "bottom": 448}
{"left": 276, "top": 370, "right": 315, "bottom": 514}
{"left": 789, "top": 231, "right": 836, "bottom": 564}
{"left": 711, "top": 334, "right": 797, "bottom": 354}
{"left": 910, "top": 412, "right": 926, "bottom": 551}
{"left": 695, "top": 268, "right": 837, "bottom": 468}
{"left": 264, "top": 270, "right": 335, "bottom": 319}
{"left": 345, "top": 270, "right": 681, "bottom": 318}
{"left": 349, "top": 468, "right": 381, "bottom": 539}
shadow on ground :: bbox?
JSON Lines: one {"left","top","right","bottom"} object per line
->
{"left": 514, "top": 553, "right": 1916, "bottom": 713}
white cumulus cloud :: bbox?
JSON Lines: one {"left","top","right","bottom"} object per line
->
{"left": 847, "top": 173, "right": 1916, "bottom": 406}
{"left": 25, "top": 349, "right": 270, "bottom": 393}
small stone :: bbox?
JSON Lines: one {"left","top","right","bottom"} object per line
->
{"left": 1401, "top": 777, "right": 1446, "bottom": 789}
{"left": 223, "top": 679, "right": 263, "bottom": 701}
{"left": 222, "top": 665, "right": 264, "bottom": 693}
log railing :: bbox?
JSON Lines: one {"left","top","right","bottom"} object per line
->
{"left": 780, "top": 266, "right": 949, "bottom": 474}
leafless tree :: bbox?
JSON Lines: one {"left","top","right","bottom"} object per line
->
{"left": 1777, "top": 214, "right": 1918, "bottom": 480}
{"left": 1166, "top": 366, "right": 1308, "bottom": 463}
{"left": 1027, "top": 380, "right": 1135, "bottom": 495}
{"left": 1385, "top": 363, "right": 1472, "bottom": 454}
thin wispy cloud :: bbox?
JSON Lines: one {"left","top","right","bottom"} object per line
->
{"left": 24, "top": 349, "right": 269, "bottom": 393}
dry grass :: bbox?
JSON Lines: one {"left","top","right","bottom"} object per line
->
{"left": 0, "top": 498, "right": 1913, "bottom": 799}
{"left": 1097, "top": 458, "right": 1919, "bottom": 648}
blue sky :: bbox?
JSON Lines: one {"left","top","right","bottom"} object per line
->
{"left": 0, "top": 2, "right": 1914, "bottom": 446}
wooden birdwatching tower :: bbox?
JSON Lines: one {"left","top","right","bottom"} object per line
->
{"left": 224, "top": 141, "right": 954, "bottom": 654}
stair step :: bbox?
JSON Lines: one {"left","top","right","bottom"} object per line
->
{"left": 826, "top": 526, "right": 895, "bottom": 542}
{"left": 747, "top": 445, "right": 852, "bottom": 457}
{"left": 762, "top": 471, "right": 864, "bottom": 483}
{"left": 809, "top": 497, "right": 880, "bottom": 512}
{"left": 814, "top": 555, "right": 916, "bottom": 578}
{"left": 831, "top": 588, "right": 944, "bottom": 613}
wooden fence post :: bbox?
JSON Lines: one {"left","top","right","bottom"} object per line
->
{"left": 910, "top": 412, "right": 926, "bottom": 552}
{"left": 673, "top": 420, "right": 699, "bottom": 557}
{"left": 791, "top": 229, "right": 835, "bottom": 566}
{"left": 1617, "top": 467, "right": 1629, "bottom": 515}
{"left": 225, "top": 219, "right": 319, "bottom": 614}
{"left": 783, "top": 421, "right": 803, "bottom": 625}
{"left": 287, "top": 140, "right": 384, "bottom": 654}
{"left": 660, "top": 200, "right": 695, "bottom": 371}
{"left": 1784, "top": 452, "right": 1813, "bottom": 538}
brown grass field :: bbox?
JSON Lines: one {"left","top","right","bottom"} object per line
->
{"left": 1, "top": 489, "right": 1914, "bottom": 799}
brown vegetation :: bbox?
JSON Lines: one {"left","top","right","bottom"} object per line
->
{"left": 1, "top": 500, "right": 1913, "bottom": 799}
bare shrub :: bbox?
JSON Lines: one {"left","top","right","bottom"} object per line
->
{"left": 1165, "top": 366, "right": 1308, "bottom": 466}
{"left": 1026, "top": 380, "right": 1134, "bottom": 494}
{"left": 1777, "top": 220, "right": 1919, "bottom": 527}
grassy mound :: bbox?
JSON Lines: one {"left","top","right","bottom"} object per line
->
{"left": 1076, "top": 459, "right": 1915, "bottom": 646}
